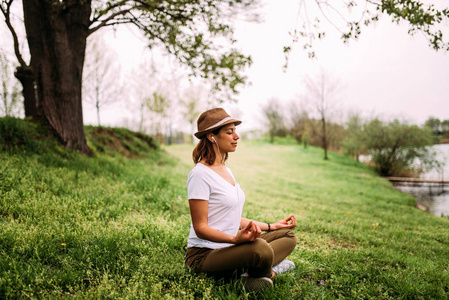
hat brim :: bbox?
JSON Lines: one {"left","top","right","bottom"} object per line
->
{"left": 194, "top": 119, "right": 242, "bottom": 139}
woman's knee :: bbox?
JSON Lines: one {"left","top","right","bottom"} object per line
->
{"left": 274, "top": 229, "right": 298, "bottom": 253}
{"left": 277, "top": 228, "right": 297, "bottom": 243}
{"left": 246, "top": 239, "right": 273, "bottom": 277}
{"left": 249, "top": 239, "right": 274, "bottom": 264}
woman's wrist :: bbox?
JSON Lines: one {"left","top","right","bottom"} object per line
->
{"left": 266, "top": 222, "right": 271, "bottom": 232}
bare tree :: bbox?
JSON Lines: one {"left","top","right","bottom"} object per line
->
{"left": 261, "top": 98, "right": 287, "bottom": 143}
{"left": 122, "top": 57, "right": 159, "bottom": 133}
{"left": 181, "top": 85, "right": 205, "bottom": 143}
{"left": 146, "top": 91, "right": 171, "bottom": 143}
{"left": 0, "top": 52, "right": 22, "bottom": 117}
{"left": 83, "top": 37, "right": 122, "bottom": 126}
{"left": 341, "top": 112, "right": 365, "bottom": 162}
{"left": 303, "top": 70, "right": 340, "bottom": 159}
{"left": 288, "top": 100, "right": 310, "bottom": 146}
{"left": 130, "top": 55, "right": 187, "bottom": 141}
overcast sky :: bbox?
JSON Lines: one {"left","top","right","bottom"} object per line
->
{"left": 229, "top": 0, "right": 449, "bottom": 130}
{"left": 85, "top": 0, "right": 449, "bottom": 131}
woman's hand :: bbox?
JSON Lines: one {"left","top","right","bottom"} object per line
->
{"left": 232, "top": 220, "right": 261, "bottom": 244}
{"left": 272, "top": 215, "right": 297, "bottom": 230}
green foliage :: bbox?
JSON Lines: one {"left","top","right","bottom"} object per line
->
{"left": 364, "top": 118, "right": 436, "bottom": 176}
{"left": 261, "top": 99, "right": 287, "bottom": 143}
{"left": 285, "top": 1, "right": 449, "bottom": 62}
{"left": 341, "top": 114, "right": 365, "bottom": 161}
{"left": 146, "top": 92, "right": 169, "bottom": 116}
{"left": 289, "top": 107, "right": 309, "bottom": 145}
{"left": 0, "top": 118, "right": 158, "bottom": 159}
{"left": 425, "top": 116, "right": 442, "bottom": 135}
{"left": 442, "top": 120, "right": 449, "bottom": 140}
{"left": 290, "top": 118, "right": 346, "bottom": 152}
{"left": 90, "top": 0, "right": 255, "bottom": 101}
{"left": 380, "top": 0, "right": 449, "bottom": 51}
{"left": 0, "top": 117, "right": 59, "bottom": 154}
{"left": 85, "top": 126, "right": 159, "bottom": 158}
{"left": 424, "top": 116, "right": 449, "bottom": 142}
{"left": 342, "top": 116, "right": 444, "bottom": 176}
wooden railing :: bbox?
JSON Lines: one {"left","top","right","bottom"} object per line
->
{"left": 384, "top": 177, "right": 449, "bottom": 185}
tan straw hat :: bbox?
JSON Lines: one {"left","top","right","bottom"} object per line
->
{"left": 194, "top": 108, "right": 242, "bottom": 139}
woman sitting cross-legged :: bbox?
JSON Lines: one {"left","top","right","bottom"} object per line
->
{"left": 184, "top": 108, "right": 297, "bottom": 292}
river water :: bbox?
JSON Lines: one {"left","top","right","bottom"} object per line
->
{"left": 392, "top": 144, "right": 449, "bottom": 217}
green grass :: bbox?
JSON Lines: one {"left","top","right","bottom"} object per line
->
{"left": 1, "top": 118, "right": 448, "bottom": 299}
{"left": 166, "top": 142, "right": 449, "bottom": 299}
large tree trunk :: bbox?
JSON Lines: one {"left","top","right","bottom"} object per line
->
{"left": 22, "top": 0, "right": 91, "bottom": 154}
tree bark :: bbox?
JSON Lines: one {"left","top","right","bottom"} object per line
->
{"left": 22, "top": 0, "right": 91, "bottom": 154}
{"left": 14, "top": 66, "right": 41, "bottom": 119}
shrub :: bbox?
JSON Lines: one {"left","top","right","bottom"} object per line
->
{"left": 364, "top": 119, "right": 437, "bottom": 176}
{"left": 0, "top": 117, "right": 58, "bottom": 153}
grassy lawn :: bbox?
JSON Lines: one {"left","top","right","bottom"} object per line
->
{"left": 167, "top": 141, "right": 449, "bottom": 299}
{"left": 1, "top": 121, "right": 448, "bottom": 299}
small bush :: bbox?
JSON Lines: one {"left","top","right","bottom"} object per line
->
{"left": 0, "top": 117, "right": 38, "bottom": 150}
{"left": 0, "top": 117, "right": 60, "bottom": 154}
{"left": 85, "top": 126, "right": 159, "bottom": 158}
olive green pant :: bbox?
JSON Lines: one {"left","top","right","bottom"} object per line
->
{"left": 185, "top": 229, "right": 297, "bottom": 278}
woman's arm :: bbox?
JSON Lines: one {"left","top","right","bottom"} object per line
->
{"left": 189, "top": 199, "right": 261, "bottom": 244}
{"left": 241, "top": 217, "right": 268, "bottom": 231}
{"left": 241, "top": 215, "right": 297, "bottom": 231}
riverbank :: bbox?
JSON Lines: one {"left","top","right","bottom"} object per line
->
{"left": 395, "top": 144, "right": 449, "bottom": 217}
{"left": 420, "top": 144, "right": 449, "bottom": 181}
{"left": 1, "top": 121, "right": 448, "bottom": 298}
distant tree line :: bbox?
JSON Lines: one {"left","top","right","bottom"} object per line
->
{"left": 262, "top": 100, "right": 442, "bottom": 177}
{"left": 1, "top": 0, "right": 448, "bottom": 155}
{"left": 424, "top": 117, "right": 449, "bottom": 143}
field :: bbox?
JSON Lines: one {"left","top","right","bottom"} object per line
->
{"left": 1, "top": 119, "right": 448, "bottom": 299}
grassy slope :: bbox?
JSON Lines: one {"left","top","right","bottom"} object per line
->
{"left": 0, "top": 119, "right": 448, "bottom": 299}
{"left": 167, "top": 141, "right": 449, "bottom": 299}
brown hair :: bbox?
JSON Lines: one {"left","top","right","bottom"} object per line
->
{"left": 192, "top": 127, "right": 229, "bottom": 165}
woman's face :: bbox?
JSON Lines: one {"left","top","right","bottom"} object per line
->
{"left": 213, "top": 123, "right": 240, "bottom": 153}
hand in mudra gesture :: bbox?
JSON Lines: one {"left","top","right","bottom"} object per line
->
{"left": 272, "top": 215, "right": 297, "bottom": 230}
{"left": 233, "top": 220, "right": 261, "bottom": 244}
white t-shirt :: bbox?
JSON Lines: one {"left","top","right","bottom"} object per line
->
{"left": 187, "top": 163, "right": 246, "bottom": 249}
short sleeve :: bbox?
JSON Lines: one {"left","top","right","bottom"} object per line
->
{"left": 187, "top": 168, "right": 211, "bottom": 201}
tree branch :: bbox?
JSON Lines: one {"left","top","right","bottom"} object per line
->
{"left": 0, "top": 0, "right": 27, "bottom": 67}
{"left": 89, "top": 0, "right": 190, "bottom": 36}
{"left": 314, "top": 0, "right": 345, "bottom": 35}
{"left": 89, "top": 8, "right": 135, "bottom": 36}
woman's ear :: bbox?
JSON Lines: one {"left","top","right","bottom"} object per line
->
{"left": 207, "top": 133, "right": 214, "bottom": 143}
